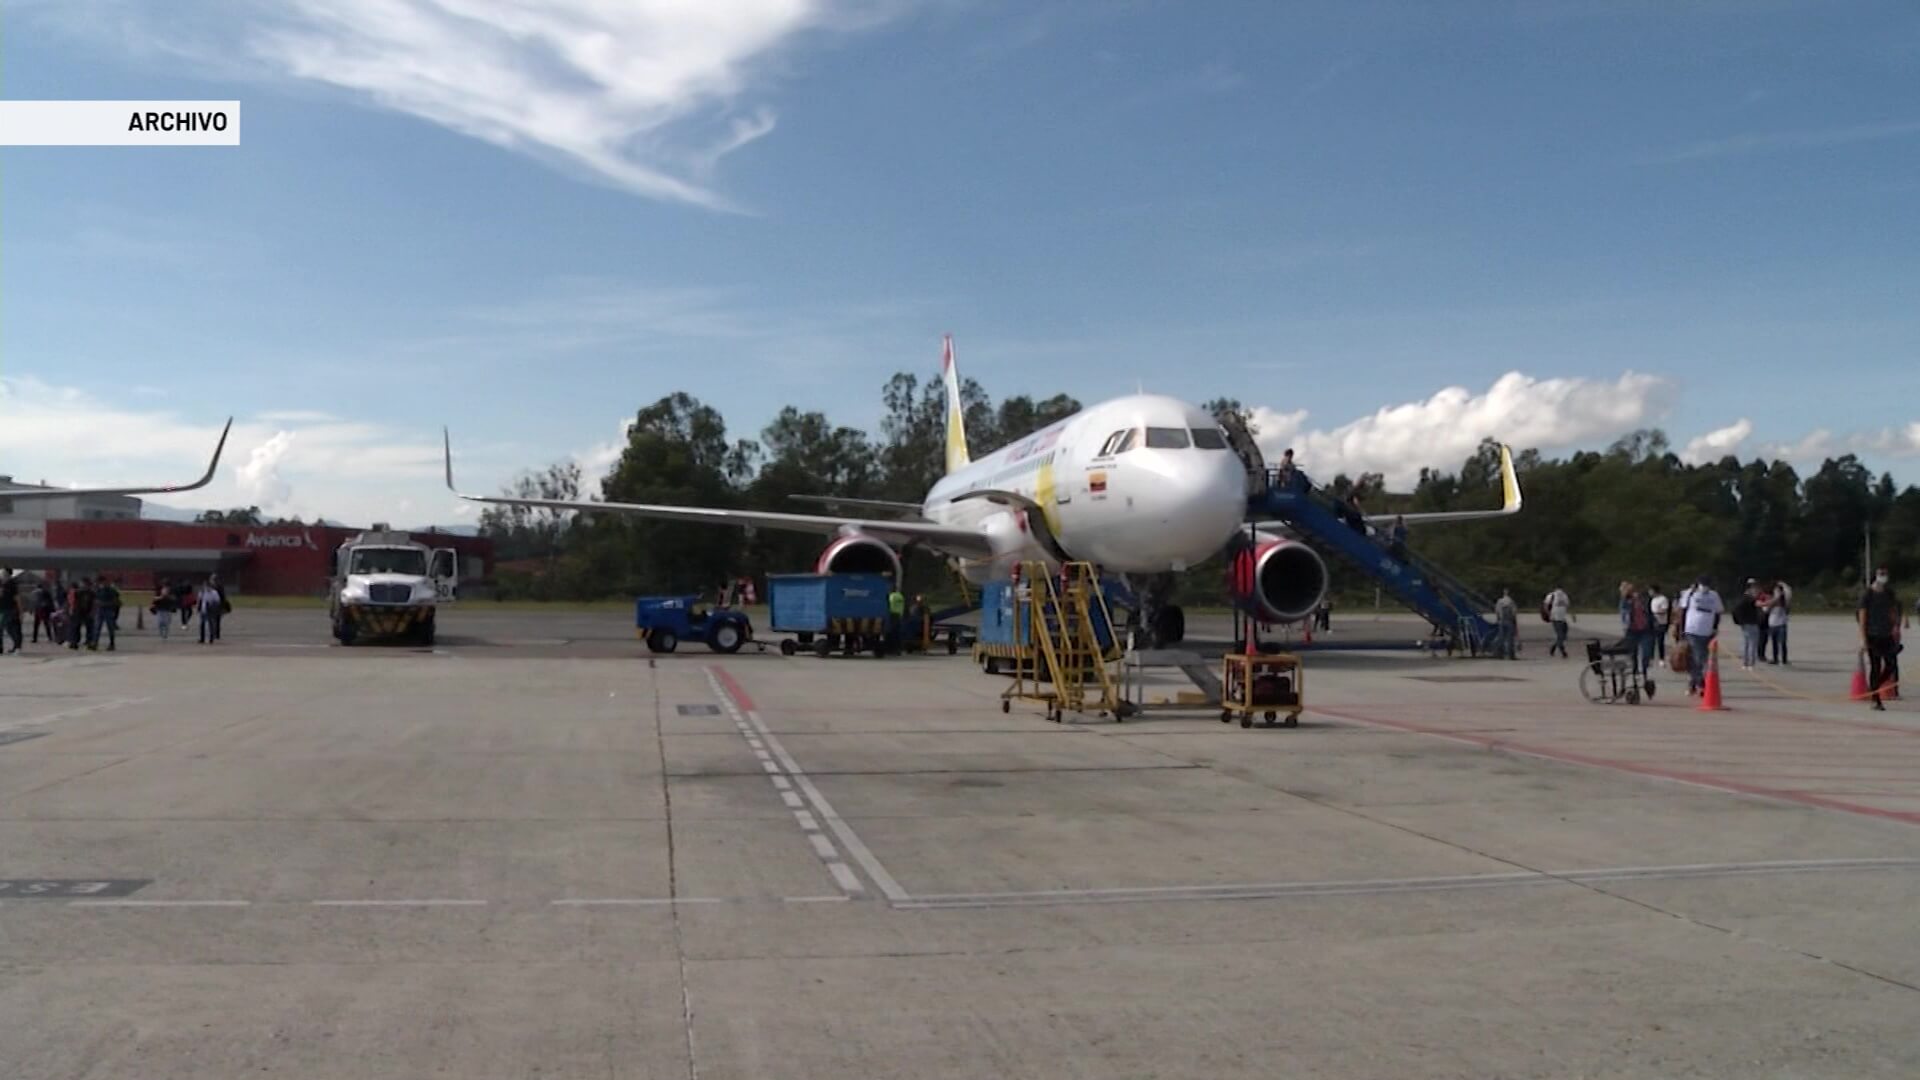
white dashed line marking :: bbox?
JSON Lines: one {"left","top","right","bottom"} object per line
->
{"left": 551, "top": 898, "right": 722, "bottom": 906}
{"left": 807, "top": 833, "right": 838, "bottom": 859}
{"left": 770, "top": 776, "right": 793, "bottom": 791}
{"left": 68, "top": 899, "right": 251, "bottom": 908}
{"left": 827, "top": 862, "right": 865, "bottom": 895}
{"left": 780, "top": 791, "right": 805, "bottom": 809}
{"left": 793, "top": 810, "right": 820, "bottom": 831}
{"left": 311, "top": 899, "right": 487, "bottom": 907}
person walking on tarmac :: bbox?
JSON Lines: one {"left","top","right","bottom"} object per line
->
{"left": 198, "top": 575, "right": 227, "bottom": 644}
{"left": 31, "top": 579, "right": 56, "bottom": 644}
{"left": 1859, "top": 569, "right": 1904, "bottom": 711}
{"left": 1543, "top": 585, "right": 1573, "bottom": 658}
{"left": 1493, "top": 588, "right": 1519, "bottom": 660}
{"left": 886, "top": 577, "right": 907, "bottom": 655}
{"left": 1677, "top": 575, "right": 1723, "bottom": 697}
{"left": 1647, "top": 583, "right": 1671, "bottom": 663}
{"left": 1618, "top": 581, "right": 1656, "bottom": 679}
{"left": 93, "top": 577, "right": 122, "bottom": 652}
{"left": 151, "top": 584, "right": 178, "bottom": 642}
{"left": 68, "top": 577, "right": 98, "bottom": 650}
{"left": 0, "top": 570, "right": 20, "bottom": 654}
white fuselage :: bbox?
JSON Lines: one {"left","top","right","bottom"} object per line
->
{"left": 922, "top": 394, "right": 1247, "bottom": 582}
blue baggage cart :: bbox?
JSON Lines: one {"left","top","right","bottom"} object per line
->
{"left": 767, "top": 573, "right": 895, "bottom": 658}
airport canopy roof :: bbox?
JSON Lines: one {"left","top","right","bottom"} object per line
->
{"left": 0, "top": 549, "right": 252, "bottom": 572}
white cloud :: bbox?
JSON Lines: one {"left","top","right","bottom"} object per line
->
{"left": 575, "top": 419, "right": 636, "bottom": 497}
{"left": 244, "top": 0, "right": 875, "bottom": 208}
{"left": 0, "top": 377, "right": 477, "bottom": 526}
{"left": 236, "top": 430, "right": 297, "bottom": 507}
{"left": 1251, "top": 371, "right": 1671, "bottom": 488}
{"left": 1679, "top": 418, "right": 1753, "bottom": 465}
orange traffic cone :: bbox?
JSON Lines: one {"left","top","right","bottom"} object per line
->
{"left": 1850, "top": 651, "right": 1870, "bottom": 701}
{"left": 1698, "top": 639, "right": 1727, "bottom": 711}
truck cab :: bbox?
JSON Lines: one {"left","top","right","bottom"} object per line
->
{"left": 328, "top": 526, "right": 458, "bottom": 645}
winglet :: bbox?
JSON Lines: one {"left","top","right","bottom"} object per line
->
{"left": 1498, "top": 444, "right": 1523, "bottom": 514}
{"left": 442, "top": 426, "right": 476, "bottom": 501}
{"left": 174, "top": 416, "right": 234, "bottom": 494}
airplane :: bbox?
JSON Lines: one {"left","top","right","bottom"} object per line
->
{"left": 443, "top": 339, "right": 1519, "bottom": 644}
{"left": 0, "top": 418, "right": 234, "bottom": 501}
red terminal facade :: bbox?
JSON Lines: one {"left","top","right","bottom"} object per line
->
{"left": 0, "top": 520, "right": 494, "bottom": 595}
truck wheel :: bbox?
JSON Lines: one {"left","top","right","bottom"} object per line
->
{"left": 648, "top": 629, "right": 678, "bottom": 654}
{"left": 335, "top": 619, "right": 356, "bottom": 646}
{"left": 710, "top": 623, "right": 744, "bottom": 654}
{"left": 419, "top": 618, "right": 436, "bottom": 647}
{"left": 812, "top": 638, "right": 832, "bottom": 658}
{"left": 779, "top": 639, "right": 797, "bottom": 657}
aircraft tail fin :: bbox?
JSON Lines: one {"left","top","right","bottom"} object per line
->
{"left": 941, "top": 334, "right": 970, "bottom": 475}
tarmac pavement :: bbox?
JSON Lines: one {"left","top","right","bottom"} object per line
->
{"left": 2, "top": 607, "right": 1917, "bottom": 1078}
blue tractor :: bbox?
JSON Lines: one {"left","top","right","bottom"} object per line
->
{"left": 634, "top": 595, "right": 754, "bottom": 654}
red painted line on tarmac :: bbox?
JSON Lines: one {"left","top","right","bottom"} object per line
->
{"left": 710, "top": 665, "right": 758, "bottom": 712}
{"left": 1313, "top": 705, "right": 1920, "bottom": 827}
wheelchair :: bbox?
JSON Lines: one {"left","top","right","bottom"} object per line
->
{"left": 1580, "top": 638, "right": 1657, "bottom": 705}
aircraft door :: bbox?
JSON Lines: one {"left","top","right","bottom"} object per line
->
{"left": 1054, "top": 445, "right": 1072, "bottom": 504}
{"left": 431, "top": 548, "right": 458, "bottom": 601}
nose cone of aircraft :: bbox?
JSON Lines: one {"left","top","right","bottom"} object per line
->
{"left": 1133, "top": 449, "right": 1248, "bottom": 569}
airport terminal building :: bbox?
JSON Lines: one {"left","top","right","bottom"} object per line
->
{"left": 0, "top": 505, "right": 493, "bottom": 595}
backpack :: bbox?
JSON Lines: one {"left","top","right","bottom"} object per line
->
{"left": 1731, "top": 594, "right": 1757, "bottom": 625}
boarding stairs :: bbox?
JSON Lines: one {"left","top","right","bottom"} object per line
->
{"left": 1002, "top": 562, "right": 1125, "bottom": 722}
{"left": 1247, "top": 469, "right": 1501, "bottom": 653}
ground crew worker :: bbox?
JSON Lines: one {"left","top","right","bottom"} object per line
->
{"left": 887, "top": 579, "right": 906, "bottom": 653}
{"left": 69, "top": 577, "right": 98, "bottom": 650}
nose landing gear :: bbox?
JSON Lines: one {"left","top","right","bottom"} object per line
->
{"left": 1125, "top": 572, "right": 1185, "bottom": 648}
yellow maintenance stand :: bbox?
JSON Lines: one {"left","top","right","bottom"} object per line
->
{"left": 998, "top": 562, "right": 1127, "bottom": 723}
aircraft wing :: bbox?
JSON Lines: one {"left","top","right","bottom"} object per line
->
{"left": 0, "top": 418, "right": 233, "bottom": 500}
{"left": 786, "top": 494, "right": 927, "bottom": 516}
{"left": 444, "top": 430, "right": 996, "bottom": 559}
{"left": 1366, "top": 444, "right": 1523, "bottom": 526}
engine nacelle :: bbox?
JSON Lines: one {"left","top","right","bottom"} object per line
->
{"left": 816, "top": 533, "right": 902, "bottom": 581}
{"left": 1230, "top": 538, "right": 1329, "bottom": 623}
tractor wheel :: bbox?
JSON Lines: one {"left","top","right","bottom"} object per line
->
{"left": 647, "top": 629, "right": 679, "bottom": 654}
{"left": 710, "top": 622, "right": 744, "bottom": 654}
{"left": 779, "top": 639, "right": 797, "bottom": 657}
{"left": 813, "top": 638, "right": 832, "bottom": 658}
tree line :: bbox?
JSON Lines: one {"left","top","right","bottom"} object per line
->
{"left": 480, "top": 374, "right": 1919, "bottom": 611}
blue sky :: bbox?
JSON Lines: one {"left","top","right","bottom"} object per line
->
{"left": 3, "top": 0, "right": 1917, "bottom": 524}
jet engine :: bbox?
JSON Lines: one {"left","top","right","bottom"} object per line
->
{"left": 816, "top": 532, "right": 902, "bottom": 581}
{"left": 1230, "top": 538, "right": 1329, "bottom": 623}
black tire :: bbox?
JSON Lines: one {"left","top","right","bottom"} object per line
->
{"left": 1284, "top": 714, "right": 1298, "bottom": 728}
{"left": 335, "top": 620, "right": 356, "bottom": 646}
{"left": 648, "top": 629, "right": 679, "bottom": 654}
{"left": 1000, "top": 700, "right": 1010, "bottom": 714}
{"left": 709, "top": 622, "right": 744, "bottom": 654}
{"left": 813, "top": 638, "right": 832, "bottom": 658}
{"left": 947, "top": 635, "right": 958, "bottom": 655}
{"left": 1220, "top": 710, "right": 1231, "bottom": 723}
{"left": 419, "top": 618, "right": 435, "bottom": 647}
{"left": 984, "top": 656, "right": 1001, "bottom": 675}
{"left": 779, "top": 639, "right": 797, "bottom": 657}
{"left": 1240, "top": 714, "right": 1253, "bottom": 729}
{"left": 1264, "top": 711, "right": 1277, "bottom": 723}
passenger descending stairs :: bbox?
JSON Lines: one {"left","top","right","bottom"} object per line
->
{"left": 1003, "top": 561, "right": 1125, "bottom": 722}
{"left": 1248, "top": 470, "right": 1501, "bottom": 653}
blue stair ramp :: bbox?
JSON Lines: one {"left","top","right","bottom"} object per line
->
{"left": 1248, "top": 470, "right": 1500, "bottom": 653}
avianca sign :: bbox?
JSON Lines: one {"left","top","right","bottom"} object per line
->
{"left": 245, "top": 531, "right": 317, "bottom": 551}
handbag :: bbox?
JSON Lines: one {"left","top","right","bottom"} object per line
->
{"left": 1668, "top": 639, "right": 1692, "bottom": 674}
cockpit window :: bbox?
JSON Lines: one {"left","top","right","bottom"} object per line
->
{"left": 1191, "top": 428, "right": 1229, "bottom": 450}
{"left": 1097, "top": 430, "right": 1128, "bottom": 456}
{"left": 1144, "top": 427, "right": 1190, "bottom": 449}
{"left": 1115, "top": 429, "right": 1138, "bottom": 453}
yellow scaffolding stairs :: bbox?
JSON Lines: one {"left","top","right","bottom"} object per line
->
{"left": 1000, "top": 562, "right": 1126, "bottom": 723}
